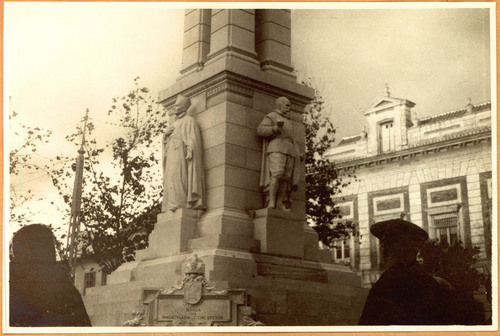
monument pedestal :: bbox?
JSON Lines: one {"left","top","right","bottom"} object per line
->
{"left": 85, "top": 207, "right": 367, "bottom": 326}
{"left": 85, "top": 247, "right": 367, "bottom": 326}
{"left": 253, "top": 208, "right": 305, "bottom": 258}
{"left": 136, "top": 209, "right": 198, "bottom": 261}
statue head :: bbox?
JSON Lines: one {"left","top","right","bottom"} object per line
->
{"left": 276, "top": 97, "right": 291, "bottom": 115}
{"left": 173, "top": 95, "right": 192, "bottom": 116}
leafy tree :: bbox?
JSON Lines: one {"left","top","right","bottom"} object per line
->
{"left": 9, "top": 98, "right": 54, "bottom": 225}
{"left": 420, "top": 241, "right": 482, "bottom": 294}
{"left": 52, "top": 78, "right": 168, "bottom": 274}
{"left": 303, "top": 82, "right": 355, "bottom": 247}
{"left": 420, "top": 240, "right": 487, "bottom": 324}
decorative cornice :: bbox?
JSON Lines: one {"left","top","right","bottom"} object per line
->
{"left": 335, "top": 128, "right": 491, "bottom": 171}
{"left": 260, "top": 59, "right": 294, "bottom": 74}
{"left": 206, "top": 82, "right": 254, "bottom": 100}
{"left": 160, "top": 70, "right": 313, "bottom": 109}
{"left": 180, "top": 62, "right": 204, "bottom": 75}
{"left": 207, "top": 46, "right": 259, "bottom": 65}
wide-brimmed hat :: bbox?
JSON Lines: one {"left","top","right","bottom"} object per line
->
{"left": 371, "top": 218, "right": 428, "bottom": 248}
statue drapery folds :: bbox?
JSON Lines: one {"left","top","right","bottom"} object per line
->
{"left": 162, "top": 95, "right": 205, "bottom": 212}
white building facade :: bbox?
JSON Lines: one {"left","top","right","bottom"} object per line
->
{"left": 327, "top": 93, "right": 492, "bottom": 287}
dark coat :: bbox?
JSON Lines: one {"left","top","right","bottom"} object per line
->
{"left": 359, "top": 261, "right": 453, "bottom": 325}
{"left": 10, "top": 261, "right": 91, "bottom": 327}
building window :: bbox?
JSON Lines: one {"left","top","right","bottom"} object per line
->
{"left": 433, "top": 213, "right": 459, "bottom": 245}
{"left": 426, "top": 183, "right": 463, "bottom": 245}
{"left": 84, "top": 272, "right": 96, "bottom": 289}
{"left": 101, "top": 271, "right": 107, "bottom": 286}
{"left": 379, "top": 120, "right": 395, "bottom": 153}
{"left": 480, "top": 173, "right": 492, "bottom": 258}
{"left": 333, "top": 237, "right": 351, "bottom": 263}
{"left": 427, "top": 205, "right": 462, "bottom": 245}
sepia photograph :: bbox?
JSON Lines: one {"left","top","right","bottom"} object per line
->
{"left": 3, "top": 2, "right": 496, "bottom": 333}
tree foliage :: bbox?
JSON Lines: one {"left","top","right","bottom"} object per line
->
{"left": 52, "top": 78, "right": 168, "bottom": 273}
{"left": 9, "top": 98, "right": 54, "bottom": 225}
{"left": 420, "top": 240, "right": 482, "bottom": 294}
{"left": 303, "top": 82, "right": 355, "bottom": 247}
{"left": 420, "top": 240, "right": 488, "bottom": 324}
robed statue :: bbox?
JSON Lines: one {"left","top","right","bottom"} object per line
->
{"left": 162, "top": 95, "right": 206, "bottom": 212}
{"left": 257, "top": 97, "right": 301, "bottom": 211}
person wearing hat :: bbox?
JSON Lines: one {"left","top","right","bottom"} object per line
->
{"left": 10, "top": 224, "right": 91, "bottom": 326}
{"left": 162, "top": 94, "right": 206, "bottom": 212}
{"left": 358, "top": 218, "right": 452, "bottom": 325}
{"left": 257, "top": 97, "right": 302, "bottom": 210}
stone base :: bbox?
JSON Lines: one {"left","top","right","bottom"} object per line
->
{"left": 84, "top": 249, "right": 368, "bottom": 326}
{"left": 136, "top": 209, "right": 199, "bottom": 261}
{"left": 188, "top": 208, "right": 260, "bottom": 252}
{"left": 253, "top": 208, "right": 305, "bottom": 258}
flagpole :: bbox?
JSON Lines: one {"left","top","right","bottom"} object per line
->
{"left": 66, "top": 108, "right": 89, "bottom": 278}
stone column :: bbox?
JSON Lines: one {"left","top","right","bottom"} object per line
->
{"left": 181, "top": 9, "right": 211, "bottom": 75}
{"left": 255, "top": 9, "right": 295, "bottom": 80}
{"left": 206, "top": 9, "right": 259, "bottom": 65}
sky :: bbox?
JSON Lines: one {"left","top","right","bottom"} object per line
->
{"left": 4, "top": 3, "right": 494, "bottom": 238}
{"left": 292, "top": 8, "right": 492, "bottom": 136}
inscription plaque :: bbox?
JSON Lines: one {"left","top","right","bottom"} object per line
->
{"left": 140, "top": 254, "right": 263, "bottom": 327}
{"left": 157, "top": 294, "right": 231, "bottom": 326}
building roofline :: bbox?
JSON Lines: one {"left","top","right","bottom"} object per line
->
{"left": 334, "top": 126, "right": 491, "bottom": 170}
{"left": 337, "top": 133, "right": 366, "bottom": 146}
{"left": 418, "top": 101, "right": 491, "bottom": 125}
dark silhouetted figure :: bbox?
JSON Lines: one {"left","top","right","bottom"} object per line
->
{"left": 359, "top": 219, "right": 453, "bottom": 325}
{"left": 10, "top": 224, "right": 91, "bottom": 327}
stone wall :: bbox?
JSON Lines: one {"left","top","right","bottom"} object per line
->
{"left": 337, "top": 141, "right": 491, "bottom": 278}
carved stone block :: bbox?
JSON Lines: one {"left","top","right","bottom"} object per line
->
{"left": 253, "top": 208, "right": 304, "bottom": 258}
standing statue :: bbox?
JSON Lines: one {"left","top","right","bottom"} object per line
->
{"left": 162, "top": 95, "right": 205, "bottom": 212}
{"left": 257, "top": 97, "right": 301, "bottom": 211}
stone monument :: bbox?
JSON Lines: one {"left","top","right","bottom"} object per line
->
{"left": 83, "top": 9, "right": 367, "bottom": 326}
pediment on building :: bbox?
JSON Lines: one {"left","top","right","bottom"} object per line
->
{"left": 364, "top": 97, "right": 415, "bottom": 116}
{"left": 373, "top": 99, "right": 395, "bottom": 108}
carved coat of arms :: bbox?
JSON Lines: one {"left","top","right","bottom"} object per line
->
{"left": 184, "top": 281, "right": 203, "bottom": 304}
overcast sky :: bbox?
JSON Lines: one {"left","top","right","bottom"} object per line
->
{"left": 4, "top": 3, "right": 494, "bottom": 234}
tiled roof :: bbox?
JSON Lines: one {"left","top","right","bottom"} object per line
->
{"left": 410, "top": 125, "right": 491, "bottom": 148}
{"left": 338, "top": 134, "right": 363, "bottom": 146}
{"left": 418, "top": 102, "right": 491, "bottom": 125}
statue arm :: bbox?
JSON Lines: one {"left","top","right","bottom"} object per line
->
{"left": 257, "top": 116, "right": 277, "bottom": 137}
{"left": 180, "top": 117, "right": 201, "bottom": 161}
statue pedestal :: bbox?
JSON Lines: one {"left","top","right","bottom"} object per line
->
{"left": 136, "top": 209, "right": 199, "bottom": 261}
{"left": 253, "top": 208, "right": 304, "bottom": 258}
{"left": 86, "top": 248, "right": 368, "bottom": 326}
